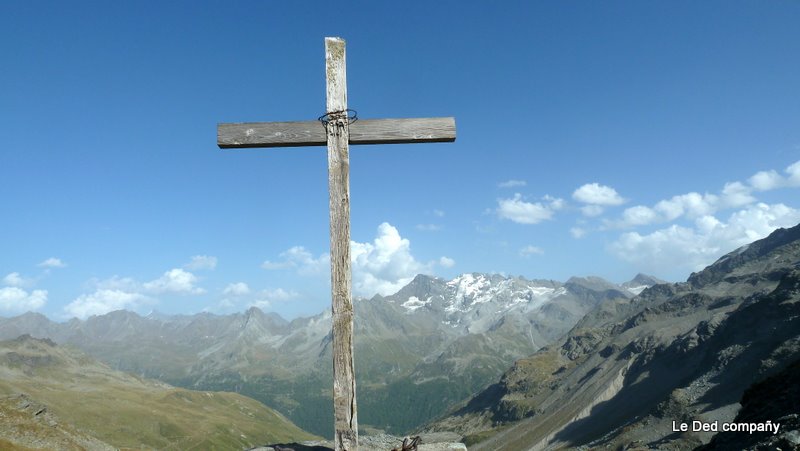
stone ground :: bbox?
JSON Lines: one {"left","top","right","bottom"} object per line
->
{"left": 249, "top": 432, "right": 467, "bottom": 450}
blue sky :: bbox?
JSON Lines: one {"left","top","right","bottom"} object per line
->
{"left": 2, "top": 1, "right": 800, "bottom": 321}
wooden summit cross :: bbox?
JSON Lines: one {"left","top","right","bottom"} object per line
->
{"left": 217, "top": 37, "right": 455, "bottom": 451}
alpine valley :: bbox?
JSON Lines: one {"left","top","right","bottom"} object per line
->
{"left": 0, "top": 271, "right": 658, "bottom": 439}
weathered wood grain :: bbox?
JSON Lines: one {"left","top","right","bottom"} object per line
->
{"left": 325, "top": 37, "right": 359, "bottom": 451}
{"left": 217, "top": 117, "right": 456, "bottom": 148}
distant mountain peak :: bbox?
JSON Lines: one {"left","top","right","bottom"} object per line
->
{"left": 622, "top": 273, "right": 667, "bottom": 295}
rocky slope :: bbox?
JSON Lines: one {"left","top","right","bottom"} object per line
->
{"left": 427, "top": 224, "right": 800, "bottom": 450}
{"left": 0, "top": 335, "right": 317, "bottom": 449}
{"left": 0, "top": 273, "right": 652, "bottom": 437}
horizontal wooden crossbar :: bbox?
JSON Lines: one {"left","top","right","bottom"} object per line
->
{"left": 217, "top": 117, "right": 456, "bottom": 149}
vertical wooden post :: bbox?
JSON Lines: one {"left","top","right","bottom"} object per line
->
{"left": 325, "top": 36, "right": 358, "bottom": 451}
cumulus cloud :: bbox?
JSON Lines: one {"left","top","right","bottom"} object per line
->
{"left": 223, "top": 282, "right": 250, "bottom": 296}
{"left": 497, "top": 193, "right": 564, "bottom": 224}
{"left": 264, "top": 223, "right": 449, "bottom": 297}
{"left": 572, "top": 183, "right": 626, "bottom": 206}
{"left": 0, "top": 287, "right": 47, "bottom": 313}
{"left": 248, "top": 288, "right": 299, "bottom": 311}
{"left": 64, "top": 289, "right": 150, "bottom": 319}
{"left": 249, "top": 299, "right": 271, "bottom": 310}
{"left": 622, "top": 205, "right": 659, "bottom": 226}
{"left": 89, "top": 275, "right": 139, "bottom": 292}
{"left": 609, "top": 203, "right": 800, "bottom": 276}
{"left": 38, "top": 257, "right": 65, "bottom": 268}
{"left": 747, "top": 160, "right": 800, "bottom": 191}
{"left": 3, "top": 272, "right": 31, "bottom": 288}
{"left": 609, "top": 161, "right": 800, "bottom": 229}
{"left": 788, "top": 161, "right": 800, "bottom": 186}
{"left": 185, "top": 255, "right": 217, "bottom": 271}
{"left": 613, "top": 192, "right": 721, "bottom": 228}
{"left": 498, "top": 179, "right": 527, "bottom": 188}
{"left": 720, "top": 182, "right": 757, "bottom": 208}
{"left": 65, "top": 266, "right": 205, "bottom": 319}
{"left": 519, "top": 245, "right": 544, "bottom": 257}
{"left": 749, "top": 170, "right": 783, "bottom": 191}
{"left": 259, "top": 288, "right": 298, "bottom": 302}
{"left": 351, "top": 223, "right": 427, "bottom": 296}
{"left": 262, "top": 246, "right": 329, "bottom": 275}
{"left": 143, "top": 269, "right": 205, "bottom": 295}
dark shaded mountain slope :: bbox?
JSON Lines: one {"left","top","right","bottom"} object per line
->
{"left": 428, "top": 223, "right": 800, "bottom": 451}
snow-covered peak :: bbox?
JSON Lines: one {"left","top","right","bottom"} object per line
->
{"left": 625, "top": 285, "right": 649, "bottom": 295}
{"left": 446, "top": 273, "right": 492, "bottom": 301}
{"left": 401, "top": 296, "right": 431, "bottom": 313}
{"left": 442, "top": 273, "right": 565, "bottom": 314}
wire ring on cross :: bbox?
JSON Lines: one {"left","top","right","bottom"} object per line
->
{"left": 318, "top": 109, "right": 358, "bottom": 127}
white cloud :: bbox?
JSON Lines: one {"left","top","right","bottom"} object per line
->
{"left": 259, "top": 288, "right": 298, "bottom": 302}
{"left": 185, "top": 255, "right": 217, "bottom": 271}
{"left": 249, "top": 300, "right": 271, "bottom": 310}
{"left": 787, "top": 161, "right": 800, "bottom": 186}
{"left": 519, "top": 245, "right": 544, "bottom": 257}
{"left": 351, "top": 223, "right": 427, "bottom": 297}
{"left": 90, "top": 275, "right": 139, "bottom": 291}
{"left": 433, "top": 209, "right": 445, "bottom": 217}
{"left": 223, "top": 282, "right": 250, "bottom": 296}
{"left": 609, "top": 160, "right": 800, "bottom": 228}
{"left": 261, "top": 246, "right": 329, "bottom": 275}
{"left": 613, "top": 192, "right": 720, "bottom": 228}
{"left": 720, "top": 181, "right": 757, "bottom": 208}
{"left": 0, "top": 287, "right": 47, "bottom": 313}
{"left": 747, "top": 160, "right": 800, "bottom": 190}
{"left": 64, "top": 289, "right": 149, "bottom": 319}
{"left": 3, "top": 272, "right": 31, "bottom": 288}
{"left": 570, "top": 227, "right": 587, "bottom": 239}
{"left": 143, "top": 268, "right": 205, "bottom": 295}
{"left": 497, "top": 193, "right": 563, "bottom": 224}
{"left": 38, "top": 257, "right": 65, "bottom": 268}
{"left": 749, "top": 170, "right": 783, "bottom": 191}
{"left": 264, "top": 223, "right": 448, "bottom": 297}
{"left": 416, "top": 223, "right": 442, "bottom": 232}
{"left": 656, "top": 192, "right": 717, "bottom": 220}
{"left": 609, "top": 203, "right": 800, "bottom": 275}
{"left": 248, "top": 288, "right": 299, "bottom": 310}
{"left": 572, "top": 183, "right": 626, "bottom": 206}
{"left": 498, "top": 179, "right": 527, "bottom": 188}
{"left": 622, "top": 205, "right": 659, "bottom": 226}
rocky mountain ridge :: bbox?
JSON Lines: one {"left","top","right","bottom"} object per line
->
{"left": 428, "top": 224, "right": 800, "bottom": 450}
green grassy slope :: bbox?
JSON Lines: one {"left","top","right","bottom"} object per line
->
{"left": 0, "top": 335, "right": 319, "bottom": 450}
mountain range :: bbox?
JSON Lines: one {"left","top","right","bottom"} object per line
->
{"left": 2, "top": 224, "right": 800, "bottom": 449}
{"left": 428, "top": 223, "right": 800, "bottom": 450}
{"left": 0, "top": 273, "right": 659, "bottom": 437}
